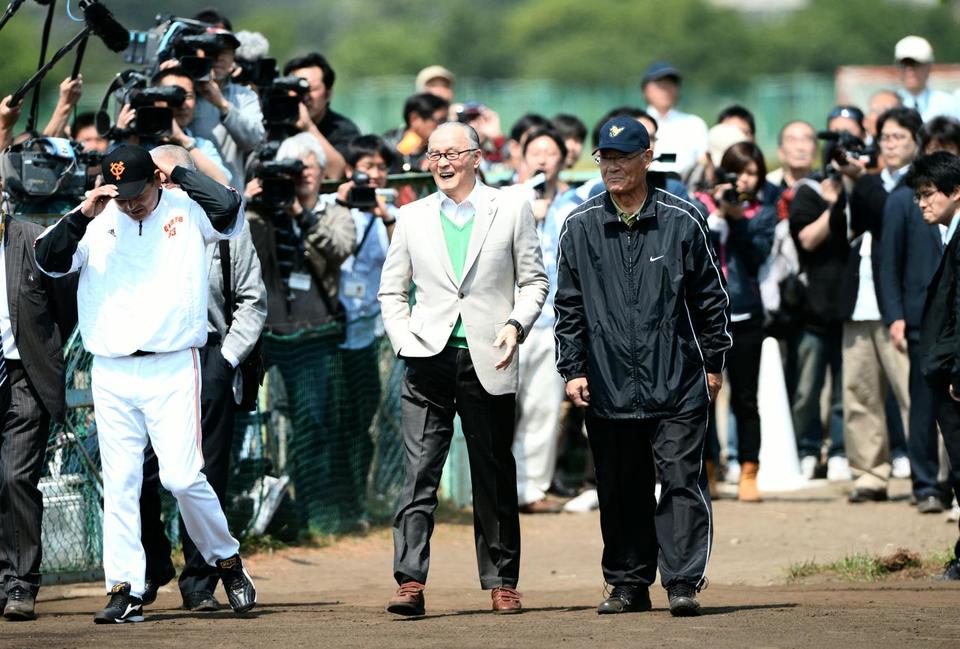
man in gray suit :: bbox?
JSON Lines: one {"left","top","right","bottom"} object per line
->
{"left": 0, "top": 214, "right": 76, "bottom": 620}
{"left": 379, "top": 122, "right": 547, "bottom": 615}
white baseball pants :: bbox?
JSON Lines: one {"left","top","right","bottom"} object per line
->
{"left": 92, "top": 348, "right": 239, "bottom": 598}
{"left": 513, "top": 326, "right": 566, "bottom": 505}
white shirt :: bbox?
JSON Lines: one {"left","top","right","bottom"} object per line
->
{"left": 39, "top": 188, "right": 240, "bottom": 357}
{"left": 942, "top": 211, "right": 960, "bottom": 246}
{"left": 646, "top": 106, "right": 709, "bottom": 177}
{"left": 439, "top": 181, "right": 483, "bottom": 227}
{"left": 881, "top": 164, "right": 910, "bottom": 193}
{"left": 898, "top": 87, "right": 959, "bottom": 122}
{"left": 851, "top": 232, "right": 881, "bottom": 322}
{"left": 0, "top": 243, "right": 19, "bottom": 360}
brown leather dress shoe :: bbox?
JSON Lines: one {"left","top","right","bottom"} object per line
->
{"left": 387, "top": 581, "right": 425, "bottom": 616}
{"left": 518, "top": 498, "right": 563, "bottom": 514}
{"left": 491, "top": 586, "right": 522, "bottom": 614}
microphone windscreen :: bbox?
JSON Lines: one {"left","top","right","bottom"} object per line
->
{"left": 84, "top": 2, "right": 130, "bottom": 53}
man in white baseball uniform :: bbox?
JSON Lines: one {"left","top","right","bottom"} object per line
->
{"left": 34, "top": 145, "right": 256, "bottom": 623}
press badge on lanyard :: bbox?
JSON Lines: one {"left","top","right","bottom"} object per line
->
{"left": 342, "top": 280, "right": 366, "bottom": 299}
{"left": 288, "top": 271, "right": 312, "bottom": 291}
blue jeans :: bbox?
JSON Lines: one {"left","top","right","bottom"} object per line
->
{"left": 792, "top": 329, "right": 845, "bottom": 459}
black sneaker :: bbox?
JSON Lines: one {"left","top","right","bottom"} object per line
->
{"left": 183, "top": 590, "right": 221, "bottom": 612}
{"left": 93, "top": 583, "right": 144, "bottom": 624}
{"left": 216, "top": 554, "right": 256, "bottom": 614}
{"left": 3, "top": 586, "right": 37, "bottom": 621}
{"left": 141, "top": 563, "right": 176, "bottom": 606}
{"left": 667, "top": 583, "right": 701, "bottom": 617}
{"left": 597, "top": 585, "right": 652, "bottom": 614}
{"left": 941, "top": 559, "right": 960, "bottom": 581}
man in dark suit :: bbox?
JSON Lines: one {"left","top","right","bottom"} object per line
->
{"left": 0, "top": 214, "right": 76, "bottom": 620}
{"left": 879, "top": 120, "right": 960, "bottom": 512}
{"left": 913, "top": 151, "right": 960, "bottom": 578}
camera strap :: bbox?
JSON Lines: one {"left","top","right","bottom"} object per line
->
{"left": 353, "top": 212, "right": 378, "bottom": 256}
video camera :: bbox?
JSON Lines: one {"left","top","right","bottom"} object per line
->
{"left": 95, "top": 71, "right": 186, "bottom": 142}
{"left": 0, "top": 137, "right": 87, "bottom": 203}
{"left": 254, "top": 158, "right": 305, "bottom": 210}
{"left": 262, "top": 76, "right": 310, "bottom": 129}
{"left": 235, "top": 57, "right": 279, "bottom": 88}
{"left": 817, "top": 130, "right": 879, "bottom": 170}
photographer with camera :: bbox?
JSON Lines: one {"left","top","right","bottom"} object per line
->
{"left": 180, "top": 28, "right": 266, "bottom": 188}
{"left": 145, "top": 67, "right": 231, "bottom": 185}
{"left": 245, "top": 131, "right": 355, "bottom": 531}
{"left": 694, "top": 142, "right": 777, "bottom": 501}
{"left": 836, "top": 107, "right": 921, "bottom": 504}
{"left": 507, "top": 127, "right": 580, "bottom": 514}
{"left": 283, "top": 53, "right": 359, "bottom": 181}
{"left": 384, "top": 93, "right": 449, "bottom": 173}
{"left": 787, "top": 106, "right": 873, "bottom": 482}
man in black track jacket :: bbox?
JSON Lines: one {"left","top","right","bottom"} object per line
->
{"left": 554, "top": 117, "right": 731, "bottom": 617}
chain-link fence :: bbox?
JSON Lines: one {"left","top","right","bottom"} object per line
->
{"left": 39, "top": 319, "right": 409, "bottom": 582}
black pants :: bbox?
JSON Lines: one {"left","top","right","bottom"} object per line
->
{"left": 933, "top": 389, "right": 960, "bottom": 557}
{"left": 393, "top": 347, "right": 520, "bottom": 589}
{"left": 586, "top": 408, "right": 712, "bottom": 590}
{"left": 909, "top": 336, "right": 947, "bottom": 499}
{"left": 727, "top": 317, "right": 764, "bottom": 464}
{"left": 0, "top": 362, "right": 51, "bottom": 597}
{"left": 140, "top": 344, "right": 236, "bottom": 598}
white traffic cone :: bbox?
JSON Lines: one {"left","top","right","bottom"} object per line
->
{"left": 757, "top": 337, "right": 808, "bottom": 491}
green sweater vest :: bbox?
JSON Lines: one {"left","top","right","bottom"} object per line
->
{"left": 440, "top": 211, "right": 474, "bottom": 348}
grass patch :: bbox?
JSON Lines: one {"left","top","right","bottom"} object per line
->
{"left": 787, "top": 547, "right": 941, "bottom": 583}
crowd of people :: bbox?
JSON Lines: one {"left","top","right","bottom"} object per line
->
{"left": 0, "top": 3, "right": 959, "bottom": 623}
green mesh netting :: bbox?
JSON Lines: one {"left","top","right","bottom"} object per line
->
{"left": 42, "top": 318, "right": 407, "bottom": 581}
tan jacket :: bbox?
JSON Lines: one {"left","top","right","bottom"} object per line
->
{"left": 378, "top": 183, "right": 547, "bottom": 395}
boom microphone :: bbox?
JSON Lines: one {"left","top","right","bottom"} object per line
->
{"left": 82, "top": 1, "right": 130, "bottom": 53}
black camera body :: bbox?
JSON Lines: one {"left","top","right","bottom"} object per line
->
{"left": 255, "top": 158, "right": 305, "bottom": 210}
{"left": 236, "top": 57, "right": 278, "bottom": 88}
{"left": 817, "top": 130, "right": 879, "bottom": 169}
{"left": 128, "top": 85, "right": 186, "bottom": 140}
{"left": 262, "top": 76, "right": 310, "bottom": 129}
{"left": 0, "top": 137, "right": 87, "bottom": 203}
{"left": 715, "top": 169, "right": 741, "bottom": 204}
{"left": 343, "top": 171, "right": 378, "bottom": 211}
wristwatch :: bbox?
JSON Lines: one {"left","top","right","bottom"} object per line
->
{"left": 506, "top": 319, "right": 525, "bottom": 343}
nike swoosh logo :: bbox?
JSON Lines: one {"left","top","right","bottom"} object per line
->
{"left": 649, "top": 255, "right": 665, "bottom": 262}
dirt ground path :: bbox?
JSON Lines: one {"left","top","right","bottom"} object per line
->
{"left": 3, "top": 479, "right": 960, "bottom": 648}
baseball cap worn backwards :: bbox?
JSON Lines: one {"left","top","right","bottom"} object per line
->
{"left": 101, "top": 145, "right": 157, "bottom": 200}
{"left": 594, "top": 117, "right": 651, "bottom": 154}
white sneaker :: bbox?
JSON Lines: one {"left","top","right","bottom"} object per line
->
{"left": 724, "top": 461, "right": 741, "bottom": 484}
{"left": 800, "top": 455, "right": 818, "bottom": 480}
{"left": 563, "top": 488, "right": 599, "bottom": 513}
{"left": 891, "top": 455, "right": 911, "bottom": 479}
{"left": 826, "top": 456, "right": 852, "bottom": 481}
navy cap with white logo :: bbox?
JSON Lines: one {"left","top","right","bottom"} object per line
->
{"left": 101, "top": 145, "right": 157, "bottom": 199}
{"left": 593, "top": 117, "right": 651, "bottom": 154}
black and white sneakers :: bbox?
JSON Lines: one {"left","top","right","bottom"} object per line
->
{"left": 93, "top": 582, "right": 144, "bottom": 624}
{"left": 216, "top": 554, "right": 257, "bottom": 614}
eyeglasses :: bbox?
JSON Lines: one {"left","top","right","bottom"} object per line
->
{"left": 879, "top": 132, "right": 911, "bottom": 143}
{"left": 426, "top": 148, "right": 478, "bottom": 162}
{"left": 593, "top": 151, "right": 643, "bottom": 166}
{"left": 914, "top": 189, "right": 940, "bottom": 205}
{"left": 356, "top": 162, "right": 389, "bottom": 173}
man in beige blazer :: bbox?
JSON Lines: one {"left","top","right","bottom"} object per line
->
{"left": 379, "top": 122, "right": 547, "bottom": 616}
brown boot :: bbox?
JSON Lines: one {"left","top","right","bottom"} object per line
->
{"left": 491, "top": 586, "right": 522, "bottom": 614}
{"left": 705, "top": 460, "right": 720, "bottom": 500}
{"left": 387, "top": 581, "right": 425, "bottom": 616}
{"left": 738, "top": 461, "right": 762, "bottom": 502}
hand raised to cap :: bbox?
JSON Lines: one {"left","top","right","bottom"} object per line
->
{"left": 80, "top": 183, "right": 119, "bottom": 219}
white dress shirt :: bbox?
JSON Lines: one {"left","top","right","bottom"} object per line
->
{"left": 439, "top": 181, "right": 483, "bottom": 227}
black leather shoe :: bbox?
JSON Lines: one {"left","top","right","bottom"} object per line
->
{"left": 668, "top": 583, "right": 701, "bottom": 617}
{"left": 941, "top": 559, "right": 960, "bottom": 581}
{"left": 141, "top": 563, "right": 176, "bottom": 606}
{"left": 182, "top": 590, "right": 221, "bottom": 611}
{"left": 847, "top": 487, "right": 888, "bottom": 503}
{"left": 917, "top": 495, "right": 945, "bottom": 514}
{"left": 597, "top": 585, "right": 651, "bottom": 614}
{"left": 3, "top": 586, "right": 37, "bottom": 621}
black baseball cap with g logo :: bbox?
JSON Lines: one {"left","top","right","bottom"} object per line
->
{"left": 101, "top": 145, "right": 157, "bottom": 199}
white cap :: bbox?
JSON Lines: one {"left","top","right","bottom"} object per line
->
{"left": 415, "top": 65, "right": 455, "bottom": 91}
{"left": 708, "top": 123, "right": 750, "bottom": 167}
{"left": 894, "top": 35, "right": 934, "bottom": 64}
